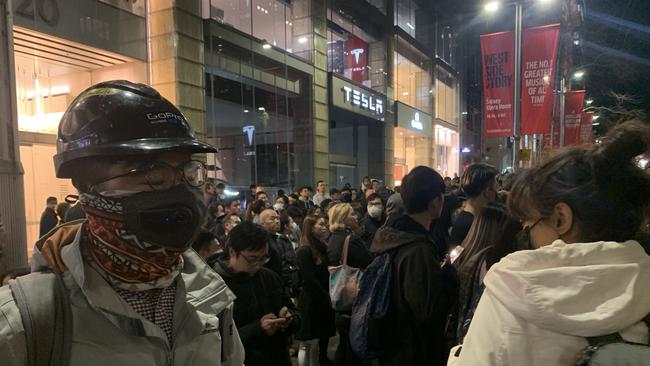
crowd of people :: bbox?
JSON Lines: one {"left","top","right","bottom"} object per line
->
{"left": 0, "top": 80, "right": 649, "bottom": 366}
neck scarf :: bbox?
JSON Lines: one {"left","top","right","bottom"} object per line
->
{"left": 79, "top": 193, "right": 184, "bottom": 291}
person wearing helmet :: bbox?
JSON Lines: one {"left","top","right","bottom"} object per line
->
{"left": 0, "top": 81, "right": 245, "bottom": 365}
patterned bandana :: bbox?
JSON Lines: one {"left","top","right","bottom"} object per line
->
{"left": 79, "top": 193, "right": 184, "bottom": 291}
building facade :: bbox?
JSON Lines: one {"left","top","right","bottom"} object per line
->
{"left": 2, "top": 0, "right": 461, "bottom": 266}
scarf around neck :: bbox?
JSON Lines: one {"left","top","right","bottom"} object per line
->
{"left": 79, "top": 193, "right": 184, "bottom": 291}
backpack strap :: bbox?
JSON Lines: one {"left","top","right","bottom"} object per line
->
{"left": 10, "top": 271, "right": 72, "bottom": 366}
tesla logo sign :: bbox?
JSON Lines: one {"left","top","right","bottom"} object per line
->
{"left": 341, "top": 86, "right": 383, "bottom": 115}
{"left": 243, "top": 125, "right": 255, "bottom": 145}
{"left": 411, "top": 113, "right": 423, "bottom": 130}
{"left": 350, "top": 48, "right": 364, "bottom": 64}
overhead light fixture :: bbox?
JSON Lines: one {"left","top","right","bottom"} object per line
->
{"left": 406, "top": 22, "right": 415, "bottom": 30}
{"left": 262, "top": 43, "right": 272, "bottom": 49}
{"left": 592, "top": 122, "right": 600, "bottom": 126}
{"left": 592, "top": 115, "right": 600, "bottom": 121}
{"left": 586, "top": 99, "right": 593, "bottom": 105}
{"left": 402, "top": 91, "right": 409, "bottom": 96}
{"left": 258, "top": 107, "right": 266, "bottom": 111}
{"left": 244, "top": 109, "right": 249, "bottom": 113}
{"left": 298, "top": 37, "right": 308, "bottom": 44}
{"left": 573, "top": 71, "right": 585, "bottom": 79}
{"left": 485, "top": 1, "right": 500, "bottom": 12}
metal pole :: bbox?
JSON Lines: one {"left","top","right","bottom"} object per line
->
{"left": 512, "top": 2, "right": 523, "bottom": 172}
{"left": 559, "top": 77, "right": 566, "bottom": 147}
{"left": 0, "top": 0, "right": 28, "bottom": 272}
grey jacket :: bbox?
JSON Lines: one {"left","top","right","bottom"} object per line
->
{"left": 0, "top": 221, "right": 245, "bottom": 365}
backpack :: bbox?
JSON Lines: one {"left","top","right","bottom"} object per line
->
{"left": 9, "top": 271, "right": 72, "bottom": 366}
{"left": 576, "top": 315, "right": 650, "bottom": 366}
{"left": 349, "top": 250, "right": 396, "bottom": 360}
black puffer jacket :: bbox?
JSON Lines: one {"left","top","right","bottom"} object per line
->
{"left": 370, "top": 214, "right": 459, "bottom": 366}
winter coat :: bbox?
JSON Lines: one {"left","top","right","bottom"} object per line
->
{"left": 0, "top": 221, "right": 245, "bottom": 366}
{"left": 452, "top": 240, "right": 650, "bottom": 366}
{"left": 295, "top": 243, "right": 336, "bottom": 340}
{"left": 39, "top": 207, "right": 58, "bottom": 237}
{"left": 213, "top": 259, "right": 301, "bottom": 366}
{"left": 327, "top": 229, "right": 372, "bottom": 270}
{"left": 360, "top": 214, "right": 384, "bottom": 247}
{"left": 265, "top": 233, "right": 300, "bottom": 297}
{"left": 370, "top": 214, "right": 459, "bottom": 366}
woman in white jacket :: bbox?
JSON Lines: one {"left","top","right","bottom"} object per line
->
{"left": 451, "top": 120, "right": 650, "bottom": 365}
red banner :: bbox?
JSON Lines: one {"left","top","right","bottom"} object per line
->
{"left": 481, "top": 31, "right": 515, "bottom": 137}
{"left": 521, "top": 24, "right": 560, "bottom": 135}
{"left": 580, "top": 112, "right": 594, "bottom": 144}
{"left": 346, "top": 34, "right": 368, "bottom": 83}
{"left": 563, "top": 90, "right": 586, "bottom": 146}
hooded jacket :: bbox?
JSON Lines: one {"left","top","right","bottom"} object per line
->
{"left": 454, "top": 240, "right": 650, "bottom": 365}
{"left": 370, "top": 214, "right": 458, "bottom": 366}
{"left": 0, "top": 221, "right": 245, "bottom": 366}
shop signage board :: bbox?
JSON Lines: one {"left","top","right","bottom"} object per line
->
{"left": 394, "top": 101, "right": 432, "bottom": 136}
{"left": 11, "top": 0, "right": 146, "bottom": 60}
{"left": 345, "top": 34, "right": 368, "bottom": 83}
{"left": 480, "top": 30, "right": 515, "bottom": 137}
{"left": 330, "top": 74, "right": 385, "bottom": 121}
{"left": 521, "top": 24, "right": 560, "bottom": 135}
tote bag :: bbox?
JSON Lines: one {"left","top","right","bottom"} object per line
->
{"left": 328, "top": 235, "right": 361, "bottom": 312}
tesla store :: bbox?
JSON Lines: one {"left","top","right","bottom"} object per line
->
{"left": 329, "top": 74, "right": 386, "bottom": 188}
{"left": 11, "top": 0, "right": 148, "bottom": 248}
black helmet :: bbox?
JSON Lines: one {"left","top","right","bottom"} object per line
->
{"left": 54, "top": 80, "right": 218, "bottom": 178}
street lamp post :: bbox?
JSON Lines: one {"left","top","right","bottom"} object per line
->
{"left": 485, "top": 0, "right": 555, "bottom": 170}
{"left": 512, "top": 2, "right": 523, "bottom": 171}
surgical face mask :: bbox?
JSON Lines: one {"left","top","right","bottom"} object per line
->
{"left": 273, "top": 203, "right": 285, "bottom": 211}
{"left": 368, "top": 205, "right": 383, "bottom": 219}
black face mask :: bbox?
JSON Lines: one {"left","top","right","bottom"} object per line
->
{"left": 121, "top": 184, "right": 206, "bottom": 250}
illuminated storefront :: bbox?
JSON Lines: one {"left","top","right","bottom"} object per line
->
{"left": 393, "top": 101, "right": 433, "bottom": 185}
{"left": 12, "top": 1, "right": 147, "bottom": 248}
{"left": 434, "top": 64, "right": 460, "bottom": 178}
{"left": 329, "top": 74, "right": 386, "bottom": 187}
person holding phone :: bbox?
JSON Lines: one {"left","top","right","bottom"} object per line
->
{"left": 213, "top": 221, "right": 301, "bottom": 366}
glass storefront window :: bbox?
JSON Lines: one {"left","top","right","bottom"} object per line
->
{"left": 393, "top": 130, "right": 431, "bottom": 186}
{"left": 435, "top": 125, "right": 460, "bottom": 178}
{"left": 395, "top": 0, "right": 418, "bottom": 39}
{"left": 327, "top": 11, "right": 386, "bottom": 92}
{"left": 205, "top": 40, "right": 313, "bottom": 189}
{"left": 393, "top": 41, "right": 432, "bottom": 114}
{"left": 204, "top": 0, "right": 312, "bottom": 61}
{"left": 437, "top": 25, "right": 456, "bottom": 67}
{"left": 13, "top": 28, "right": 147, "bottom": 254}
{"left": 435, "top": 67, "right": 459, "bottom": 126}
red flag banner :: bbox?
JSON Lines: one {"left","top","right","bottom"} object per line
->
{"left": 563, "top": 90, "right": 586, "bottom": 146}
{"left": 521, "top": 24, "right": 560, "bottom": 135}
{"left": 580, "top": 112, "right": 594, "bottom": 144}
{"left": 481, "top": 31, "right": 515, "bottom": 137}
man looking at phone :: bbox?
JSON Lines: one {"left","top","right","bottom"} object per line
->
{"left": 213, "top": 221, "right": 301, "bottom": 366}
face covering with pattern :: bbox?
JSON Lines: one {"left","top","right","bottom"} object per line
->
{"left": 79, "top": 184, "right": 206, "bottom": 291}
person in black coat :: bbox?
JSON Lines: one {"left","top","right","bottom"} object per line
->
{"left": 39, "top": 197, "right": 59, "bottom": 237}
{"left": 296, "top": 215, "right": 335, "bottom": 366}
{"left": 360, "top": 193, "right": 385, "bottom": 246}
{"left": 369, "top": 167, "right": 458, "bottom": 366}
{"left": 326, "top": 203, "right": 372, "bottom": 366}
{"left": 213, "top": 221, "right": 300, "bottom": 366}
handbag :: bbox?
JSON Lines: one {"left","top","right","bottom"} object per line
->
{"left": 328, "top": 235, "right": 361, "bottom": 312}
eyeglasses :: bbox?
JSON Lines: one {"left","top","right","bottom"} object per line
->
{"left": 241, "top": 253, "right": 270, "bottom": 265}
{"left": 91, "top": 160, "right": 207, "bottom": 191}
{"left": 519, "top": 217, "right": 543, "bottom": 249}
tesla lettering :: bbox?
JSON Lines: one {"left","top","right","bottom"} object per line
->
{"left": 341, "top": 85, "right": 383, "bottom": 115}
